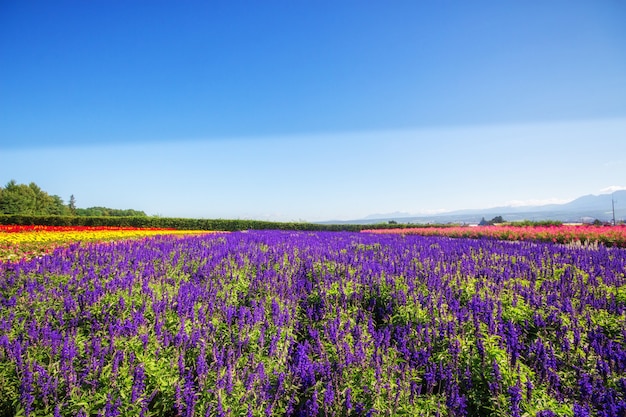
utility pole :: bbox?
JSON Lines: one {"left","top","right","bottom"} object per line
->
{"left": 612, "top": 193, "right": 616, "bottom": 226}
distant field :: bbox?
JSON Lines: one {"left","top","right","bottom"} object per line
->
{"left": 1, "top": 230, "right": 625, "bottom": 416}
{"left": 363, "top": 224, "right": 626, "bottom": 248}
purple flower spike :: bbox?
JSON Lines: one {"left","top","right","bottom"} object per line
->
{"left": 131, "top": 364, "right": 145, "bottom": 403}
{"left": 345, "top": 387, "right": 352, "bottom": 410}
{"left": 324, "top": 384, "right": 334, "bottom": 408}
{"left": 508, "top": 381, "right": 522, "bottom": 417}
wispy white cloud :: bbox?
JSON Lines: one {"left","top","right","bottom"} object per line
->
{"left": 600, "top": 185, "right": 626, "bottom": 193}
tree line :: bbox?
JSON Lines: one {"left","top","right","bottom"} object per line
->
{"left": 0, "top": 180, "right": 146, "bottom": 217}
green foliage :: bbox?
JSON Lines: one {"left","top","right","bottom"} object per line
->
{"left": 0, "top": 361, "right": 19, "bottom": 417}
{"left": 0, "top": 180, "right": 69, "bottom": 216}
{"left": 74, "top": 207, "right": 147, "bottom": 217}
{"left": 0, "top": 181, "right": 148, "bottom": 218}
{"left": 68, "top": 194, "right": 76, "bottom": 215}
{"left": 479, "top": 216, "right": 507, "bottom": 226}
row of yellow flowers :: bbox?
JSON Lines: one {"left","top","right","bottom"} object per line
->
{"left": 0, "top": 226, "right": 215, "bottom": 263}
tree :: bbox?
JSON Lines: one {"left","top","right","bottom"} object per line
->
{"left": 74, "top": 207, "right": 147, "bottom": 217}
{"left": 69, "top": 194, "right": 77, "bottom": 215}
{"left": 29, "top": 182, "right": 46, "bottom": 214}
{"left": 478, "top": 216, "right": 505, "bottom": 226}
{"left": 0, "top": 180, "right": 36, "bottom": 214}
{"left": 49, "top": 195, "right": 70, "bottom": 215}
{"left": 0, "top": 180, "right": 69, "bottom": 215}
{"left": 0, "top": 180, "right": 144, "bottom": 216}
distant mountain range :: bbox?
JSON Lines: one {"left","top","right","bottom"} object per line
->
{"left": 321, "top": 190, "right": 626, "bottom": 225}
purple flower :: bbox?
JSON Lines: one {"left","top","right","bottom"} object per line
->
{"left": 508, "top": 381, "right": 522, "bottom": 417}
{"left": 324, "top": 384, "right": 334, "bottom": 408}
{"left": 578, "top": 373, "right": 593, "bottom": 401}
{"left": 536, "top": 411, "right": 556, "bottom": 417}
{"left": 183, "top": 372, "right": 196, "bottom": 417}
{"left": 104, "top": 393, "right": 121, "bottom": 417}
{"left": 19, "top": 364, "right": 35, "bottom": 416}
{"left": 307, "top": 389, "right": 319, "bottom": 417}
{"left": 111, "top": 350, "right": 123, "bottom": 376}
{"left": 573, "top": 403, "right": 591, "bottom": 417}
{"left": 131, "top": 364, "right": 145, "bottom": 403}
{"left": 489, "top": 359, "right": 502, "bottom": 394}
{"left": 446, "top": 384, "right": 467, "bottom": 416}
{"left": 3, "top": 229, "right": 626, "bottom": 417}
{"left": 345, "top": 387, "right": 352, "bottom": 410}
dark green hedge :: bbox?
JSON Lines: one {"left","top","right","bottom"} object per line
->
{"left": 0, "top": 215, "right": 463, "bottom": 231}
{"left": 0, "top": 214, "right": 350, "bottom": 231}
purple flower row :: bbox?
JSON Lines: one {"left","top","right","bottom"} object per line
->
{"left": 1, "top": 231, "right": 625, "bottom": 416}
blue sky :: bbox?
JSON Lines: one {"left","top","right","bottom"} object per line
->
{"left": 1, "top": 1, "right": 625, "bottom": 221}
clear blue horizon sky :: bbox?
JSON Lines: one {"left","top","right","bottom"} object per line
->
{"left": 1, "top": 1, "right": 625, "bottom": 221}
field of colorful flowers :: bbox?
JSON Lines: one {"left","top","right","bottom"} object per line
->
{"left": 362, "top": 225, "right": 626, "bottom": 248}
{"left": 0, "top": 225, "right": 213, "bottom": 263}
{"left": 1, "top": 230, "right": 625, "bottom": 416}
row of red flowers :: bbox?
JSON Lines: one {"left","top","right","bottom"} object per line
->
{"left": 0, "top": 225, "right": 176, "bottom": 233}
{"left": 362, "top": 224, "right": 626, "bottom": 247}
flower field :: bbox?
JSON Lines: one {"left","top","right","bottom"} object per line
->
{"left": 0, "top": 226, "right": 213, "bottom": 263}
{"left": 362, "top": 225, "right": 626, "bottom": 248}
{"left": 1, "top": 231, "right": 625, "bottom": 416}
